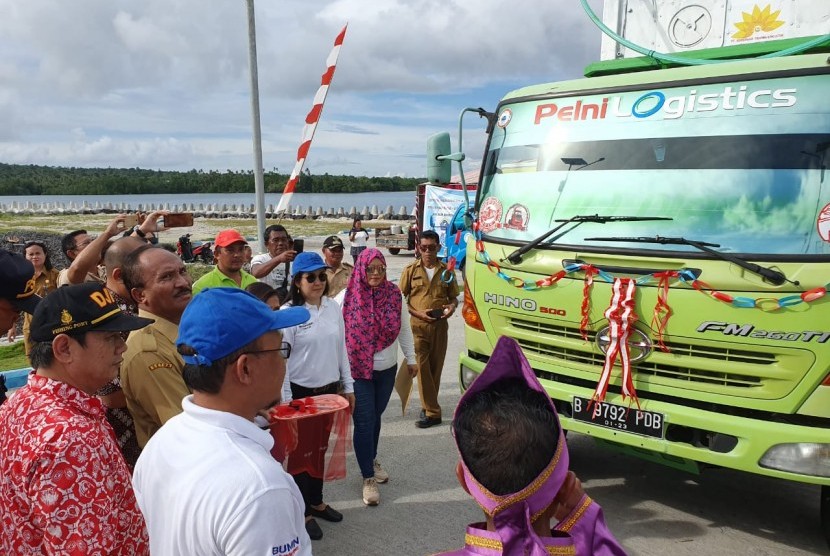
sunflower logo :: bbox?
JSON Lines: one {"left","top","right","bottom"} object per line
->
{"left": 732, "top": 4, "right": 785, "bottom": 40}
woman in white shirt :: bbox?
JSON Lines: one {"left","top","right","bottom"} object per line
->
{"left": 348, "top": 218, "right": 370, "bottom": 264}
{"left": 341, "top": 248, "right": 416, "bottom": 507}
{"left": 280, "top": 252, "right": 354, "bottom": 542}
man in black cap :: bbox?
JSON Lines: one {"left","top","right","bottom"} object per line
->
{"left": 0, "top": 282, "right": 153, "bottom": 555}
{"left": 322, "top": 235, "right": 352, "bottom": 298}
{"left": 0, "top": 250, "right": 40, "bottom": 331}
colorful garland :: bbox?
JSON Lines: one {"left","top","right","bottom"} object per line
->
{"left": 470, "top": 222, "right": 829, "bottom": 311}
{"left": 456, "top": 220, "right": 829, "bottom": 407}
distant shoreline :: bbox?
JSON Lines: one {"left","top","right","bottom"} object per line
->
{"left": 0, "top": 191, "right": 416, "bottom": 219}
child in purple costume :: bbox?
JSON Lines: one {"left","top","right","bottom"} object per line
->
{"left": 435, "top": 336, "right": 627, "bottom": 556}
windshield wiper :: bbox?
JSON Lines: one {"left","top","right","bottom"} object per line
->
{"left": 583, "top": 236, "right": 797, "bottom": 286}
{"left": 503, "top": 214, "right": 672, "bottom": 264}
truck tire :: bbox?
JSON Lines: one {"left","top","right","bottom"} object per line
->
{"left": 388, "top": 248, "right": 401, "bottom": 255}
{"left": 822, "top": 485, "right": 829, "bottom": 548}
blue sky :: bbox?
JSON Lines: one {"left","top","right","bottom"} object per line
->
{"left": 0, "top": 0, "right": 603, "bottom": 178}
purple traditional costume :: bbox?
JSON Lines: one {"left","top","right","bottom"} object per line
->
{"left": 436, "top": 336, "right": 626, "bottom": 556}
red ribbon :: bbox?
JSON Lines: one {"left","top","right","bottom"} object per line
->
{"left": 592, "top": 278, "right": 639, "bottom": 408}
{"left": 272, "top": 397, "right": 319, "bottom": 419}
{"left": 579, "top": 265, "right": 599, "bottom": 341}
{"left": 650, "top": 271, "right": 678, "bottom": 352}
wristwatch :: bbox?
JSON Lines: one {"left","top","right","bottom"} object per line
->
{"left": 132, "top": 225, "right": 146, "bottom": 238}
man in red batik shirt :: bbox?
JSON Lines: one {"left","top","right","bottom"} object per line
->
{"left": 0, "top": 283, "right": 153, "bottom": 555}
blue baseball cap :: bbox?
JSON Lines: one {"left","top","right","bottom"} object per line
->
{"left": 292, "top": 252, "right": 328, "bottom": 275}
{"left": 176, "top": 287, "right": 309, "bottom": 366}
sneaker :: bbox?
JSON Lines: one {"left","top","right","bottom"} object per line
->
{"left": 362, "top": 477, "right": 380, "bottom": 506}
{"left": 373, "top": 460, "right": 389, "bottom": 484}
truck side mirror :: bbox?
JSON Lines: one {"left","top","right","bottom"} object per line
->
{"left": 427, "top": 132, "right": 452, "bottom": 185}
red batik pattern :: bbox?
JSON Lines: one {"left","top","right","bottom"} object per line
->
{"left": 0, "top": 373, "right": 149, "bottom": 555}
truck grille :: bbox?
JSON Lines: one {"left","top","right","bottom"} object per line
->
{"left": 506, "top": 316, "right": 800, "bottom": 396}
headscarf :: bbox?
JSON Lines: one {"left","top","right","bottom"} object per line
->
{"left": 342, "top": 248, "right": 401, "bottom": 380}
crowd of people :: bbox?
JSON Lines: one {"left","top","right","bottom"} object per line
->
{"left": 0, "top": 213, "right": 624, "bottom": 555}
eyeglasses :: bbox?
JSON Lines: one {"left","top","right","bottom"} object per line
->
{"left": 74, "top": 237, "right": 96, "bottom": 250}
{"left": 304, "top": 271, "right": 328, "bottom": 283}
{"left": 419, "top": 244, "right": 438, "bottom": 252}
{"left": 325, "top": 246, "right": 344, "bottom": 253}
{"left": 366, "top": 265, "right": 386, "bottom": 275}
{"left": 244, "top": 342, "right": 292, "bottom": 360}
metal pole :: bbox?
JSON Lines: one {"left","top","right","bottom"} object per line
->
{"left": 245, "top": 0, "right": 266, "bottom": 251}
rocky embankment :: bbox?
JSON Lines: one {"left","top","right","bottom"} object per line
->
{"left": 2, "top": 231, "right": 69, "bottom": 267}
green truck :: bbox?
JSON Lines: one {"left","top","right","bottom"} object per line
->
{"left": 428, "top": 0, "right": 830, "bottom": 542}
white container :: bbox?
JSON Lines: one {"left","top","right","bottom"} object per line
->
{"left": 600, "top": 0, "right": 830, "bottom": 61}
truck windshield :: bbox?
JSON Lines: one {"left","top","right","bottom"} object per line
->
{"left": 478, "top": 73, "right": 830, "bottom": 258}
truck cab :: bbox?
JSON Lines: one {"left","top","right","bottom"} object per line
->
{"left": 430, "top": 0, "right": 830, "bottom": 542}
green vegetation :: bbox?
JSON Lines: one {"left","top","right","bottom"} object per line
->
{"left": 0, "top": 214, "right": 376, "bottom": 240}
{"left": 0, "top": 164, "right": 422, "bottom": 196}
{"left": 0, "top": 342, "right": 28, "bottom": 372}
{"left": 186, "top": 263, "right": 214, "bottom": 282}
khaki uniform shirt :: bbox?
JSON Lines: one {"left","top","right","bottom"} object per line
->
{"left": 120, "top": 309, "right": 189, "bottom": 447}
{"left": 57, "top": 267, "right": 104, "bottom": 287}
{"left": 326, "top": 262, "right": 354, "bottom": 298}
{"left": 399, "top": 259, "right": 460, "bottom": 312}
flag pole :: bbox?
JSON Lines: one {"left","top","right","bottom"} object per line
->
{"left": 276, "top": 25, "right": 348, "bottom": 217}
{"left": 244, "top": 0, "right": 267, "bottom": 249}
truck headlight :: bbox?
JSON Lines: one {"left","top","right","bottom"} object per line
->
{"left": 759, "top": 443, "right": 830, "bottom": 477}
{"left": 460, "top": 364, "right": 479, "bottom": 391}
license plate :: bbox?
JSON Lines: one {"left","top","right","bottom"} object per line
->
{"left": 571, "top": 397, "right": 664, "bottom": 438}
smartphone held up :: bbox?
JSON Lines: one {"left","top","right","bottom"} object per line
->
{"left": 123, "top": 214, "right": 139, "bottom": 229}
{"left": 159, "top": 213, "right": 194, "bottom": 230}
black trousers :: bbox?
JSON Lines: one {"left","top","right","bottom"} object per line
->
{"left": 289, "top": 381, "right": 339, "bottom": 515}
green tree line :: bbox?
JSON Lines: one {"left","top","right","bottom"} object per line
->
{"left": 0, "top": 164, "right": 423, "bottom": 196}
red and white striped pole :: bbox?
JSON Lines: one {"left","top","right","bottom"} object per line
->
{"left": 276, "top": 25, "right": 347, "bottom": 215}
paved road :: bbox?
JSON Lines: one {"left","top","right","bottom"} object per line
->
{"left": 310, "top": 244, "right": 828, "bottom": 555}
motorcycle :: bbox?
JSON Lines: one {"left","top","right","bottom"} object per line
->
{"left": 177, "top": 234, "right": 213, "bottom": 264}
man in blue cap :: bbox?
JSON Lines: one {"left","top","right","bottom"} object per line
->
{"left": 132, "top": 287, "right": 312, "bottom": 555}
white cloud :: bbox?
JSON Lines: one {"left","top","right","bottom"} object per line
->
{"left": 0, "top": 0, "right": 604, "bottom": 177}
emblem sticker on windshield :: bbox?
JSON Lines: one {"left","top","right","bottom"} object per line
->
{"left": 504, "top": 203, "right": 529, "bottom": 231}
{"left": 479, "top": 197, "right": 503, "bottom": 232}
{"left": 818, "top": 202, "right": 830, "bottom": 243}
{"left": 497, "top": 108, "right": 512, "bottom": 128}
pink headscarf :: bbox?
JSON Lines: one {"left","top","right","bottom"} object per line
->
{"left": 342, "top": 248, "right": 402, "bottom": 380}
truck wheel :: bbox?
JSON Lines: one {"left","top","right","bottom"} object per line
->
{"left": 822, "top": 485, "right": 829, "bottom": 548}
{"left": 388, "top": 248, "right": 401, "bottom": 255}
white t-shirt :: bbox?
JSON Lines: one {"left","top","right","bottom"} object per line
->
{"left": 133, "top": 397, "right": 311, "bottom": 556}
{"left": 349, "top": 229, "right": 369, "bottom": 248}
{"left": 251, "top": 252, "right": 290, "bottom": 289}
{"left": 280, "top": 297, "right": 354, "bottom": 402}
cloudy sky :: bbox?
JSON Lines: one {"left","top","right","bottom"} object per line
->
{"left": 0, "top": 0, "right": 604, "bottom": 178}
